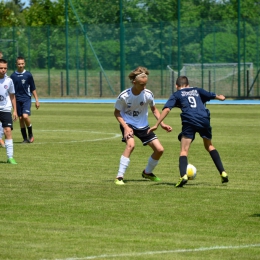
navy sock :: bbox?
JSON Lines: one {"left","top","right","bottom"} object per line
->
{"left": 27, "top": 125, "right": 33, "bottom": 137}
{"left": 209, "top": 149, "right": 225, "bottom": 174}
{"left": 21, "top": 128, "right": 27, "bottom": 140}
{"left": 179, "top": 156, "right": 188, "bottom": 177}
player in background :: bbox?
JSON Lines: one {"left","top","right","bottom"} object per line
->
{"left": 0, "top": 59, "right": 18, "bottom": 164}
{"left": 148, "top": 76, "right": 228, "bottom": 187}
{"left": 114, "top": 66, "right": 172, "bottom": 185}
{"left": 0, "top": 51, "right": 5, "bottom": 147}
{"left": 10, "top": 57, "right": 40, "bottom": 143}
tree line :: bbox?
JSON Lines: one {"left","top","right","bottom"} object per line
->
{"left": 0, "top": 0, "right": 260, "bottom": 71}
{"left": 1, "top": 0, "right": 260, "bottom": 27}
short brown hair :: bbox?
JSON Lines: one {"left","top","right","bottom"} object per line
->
{"left": 176, "top": 76, "right": 189, "bottom": 87}
{"left": 0, "top": 59, "right": 7, "bottom": 64}
{"left": 128, "top": 66, "right": 149, "bottom": 81}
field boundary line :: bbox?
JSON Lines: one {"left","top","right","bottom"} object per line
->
{"left": 32, "top": 130, "right": 121, "bottom": 144}
{"left": 35, "top": 99, "right": 260, "bottom": 105}
{"left": 41, "top": 243, "right": 260, "bottom": 260}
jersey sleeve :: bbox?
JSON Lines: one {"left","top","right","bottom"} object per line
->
{"left": 8, "top": 78, "right": 15, "bottom": 94}
{"left": 198, "top": 88, "right": 216, "bottom": 103}
{"left": 28, "top": 73, "right": 36, "bottom": 91}
{"left": 163, "top": 94, "right": 177, "bottom": 110}
{"left": 114, "top": 96, "right": 124, "bottom": 111}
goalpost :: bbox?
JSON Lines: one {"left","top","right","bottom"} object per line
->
{"left": 167, "top": 63, "right": 254, "bottom": 97}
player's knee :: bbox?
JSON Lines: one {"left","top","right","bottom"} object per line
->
{"left": 126, "top": 143, "right": 135, "bottom": 152}
{"left": 22, "top": 114, "right": 29, "bottom": 119}
{"left": 155, "top": 146, "right": 164, "bottom": 157}
{"left": 204, "top": 144, "right": 215, "bottom": 152}
{"left": 159, "top": 146, "right": 164, "bottom": 155}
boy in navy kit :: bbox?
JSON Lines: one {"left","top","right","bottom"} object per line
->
{"left": 10, "top": 57, "right": 40, "bottom": 143}
{"left": 148, "top": 76, "right": 228, "bottom": 187}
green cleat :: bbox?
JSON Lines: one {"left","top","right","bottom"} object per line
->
{"left": 176, "top": 174, "right": 188, "bottom": 187}
{"left": 114, "top": 177, "right": 125, "bottom": 185}
{"left": 7, "top": 158, "right": 17, "bottom": 164}
{"left": 142, "top": 170, "right": 161, "bottom": 182}
{"left": 220, "top": 171, "right": 229, "bottom": 183}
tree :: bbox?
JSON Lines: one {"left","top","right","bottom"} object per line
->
{"left": 0, "top": 1, "right": 24, "bottom": 26}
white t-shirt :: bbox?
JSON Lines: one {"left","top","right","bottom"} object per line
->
{"left": 115, "top": 88, "right": 155, "bottom": 129}
{"left": 0, "top": 76, "right": 15, "bottom": 112}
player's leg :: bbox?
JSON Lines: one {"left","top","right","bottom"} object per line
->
{"left": 19, "top": 116, "right": 29, "bottom": 143}
{"left": 176, "top": 125, "right": 194, "bottom": 187}
{"left": 21, "top": 100, "right": 34, "bottom": 143}
{"left": 1, "top": 112, "right": 17, "bottom": 164}
{"left": 141, "top": 139, "right": 164, "bottom": 181}
{"left": 115, "top": 125, "right": 135, "bottom": 185}
{"left": 203, "top": 138, "right": 228, "bottom": 183}
{"left": 22, "top": 113, "right": 34, "bottom": 142}
{"left": 17, "top": 101, "right": 28, "bottom": 143}
{"left": 179, "top": 136, "right": 192, "bottom": 176}
{"left": 137, "top": 128, "right": 162, "bottom": 182}
{"left": 0, "top": 123, "right": 5, "bottom": 148}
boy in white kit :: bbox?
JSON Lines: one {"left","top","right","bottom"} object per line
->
{"left": 114, "top": 66, "right": 172, "bottom": 185}
{"left": 0, "top": 59, "right": 18, "bottom": 164}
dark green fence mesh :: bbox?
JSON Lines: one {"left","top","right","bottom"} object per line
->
{"left": 0, "top": 20, "right": 259, "bottom": 98}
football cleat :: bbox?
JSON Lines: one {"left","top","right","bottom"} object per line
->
{"left": 114, "top": 177, "right": 125, "bottom": 185}
{"left": 220, "top": 171, "right": 229, "bottom": 183}
{"left": 176, "top": 174, "right": 188, "bottom": 187}
{"left": 7, "top": 158, "right": 17, "bottom": 164}
{"left": 142, "top": 170, "right": 161, "bottom": 181}
{"left": 29, "top": 136, "right": 34, "bottom": 143}
{"left": 22, "top": 139, "right": 30, "bottom": 143}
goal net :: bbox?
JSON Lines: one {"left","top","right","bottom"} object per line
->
{"left": 167, "top": 63, "right": 254, "bottom": 97}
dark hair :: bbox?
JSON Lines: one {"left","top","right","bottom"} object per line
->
{"left": 128, "top": 66, "right": 149, "bottom": 81}
{"left": 16, "top": 56, "right": 25, "bottom": 61}
{"left": 176, "top": 76, "right": 189, "bottom": 87}
{"left": 0, "top": 59, "right": 7, "bottom": 64}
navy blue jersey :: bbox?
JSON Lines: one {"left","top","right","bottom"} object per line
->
{"left": 10, "top": 70, "right": 36, "bottom": 102}
{"left": 163, "top": 87, "right": 216, "bottom": 128}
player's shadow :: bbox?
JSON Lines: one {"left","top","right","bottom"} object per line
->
{"left": 125, "top": 179, "right": 175, "bottom": 186}
{"left": 250, "top": 214, "right": 260, "bottom": 218}
{"left": 0, "top": 160, "right": 8, "bottom": 164}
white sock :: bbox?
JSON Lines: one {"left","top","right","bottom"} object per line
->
{"left": 117, "top": 155, "right": 130, "bottom": 178}
{"left": 5, "top": 139, "right": 14, "bottom": 159}
{"left": 145, "top": 156, "right": 159, "bottom": 174}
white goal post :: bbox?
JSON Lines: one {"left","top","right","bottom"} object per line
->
{"left": 167, "top": 63, "right": 254, "bottom": 97}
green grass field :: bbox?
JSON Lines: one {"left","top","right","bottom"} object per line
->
{"left": 0, "top": 103, "right": 259, "bottom": 260}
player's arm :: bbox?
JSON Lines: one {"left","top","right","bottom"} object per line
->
{"left": 150, "top": 105, "right": 172, "bottom": 132}
{"left": 9, "top": 93, "right": 18, "bottom": 121}
{"left": 32, "top": 89, "right": 40, "bottom": 109}
{"left": 148, "top": 107, "right": 171, "bottom": 134}
{"left": 114, "top": 108, "right": 133, "bottom": 139}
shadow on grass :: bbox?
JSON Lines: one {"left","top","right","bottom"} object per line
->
{"left": 250, "top": 214, "right": 260, "bottom": 217}
{"left": 0, "top": 161, "right": 7, "bottom": 164}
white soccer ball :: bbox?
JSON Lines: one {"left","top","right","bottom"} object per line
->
{"left": 186, "top": 164, "right": 197, "bottom": 180}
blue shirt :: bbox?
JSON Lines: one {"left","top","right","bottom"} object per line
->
{"left": 10, "top": 70, "right": 36, "bottom": 102}
{"left": 163, "top": 87, "right": 216, "bottom": 128}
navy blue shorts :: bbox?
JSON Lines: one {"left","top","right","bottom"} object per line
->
{"left": 120, "top": 124, "right": 157, "bottom": 146}
{"left": 0, "top": 111, "right": 13, "bottom": 130}
{"left": 178, "top": 123, "right": 212, "bottom": 141}
{"left": 16, "top": 99, "right": 32, "bottom": 117}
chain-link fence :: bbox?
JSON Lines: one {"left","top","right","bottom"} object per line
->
{"left": 1, "top": 20, "right": 259, "bottom": 98}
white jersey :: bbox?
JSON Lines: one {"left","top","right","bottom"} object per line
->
{"left": 115, "top": 88, "right": 155, "bottom": 129}
{"left": 0, "top": 76, "right": 15, "bottom": 112}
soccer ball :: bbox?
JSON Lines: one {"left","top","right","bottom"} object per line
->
{"left": 186, "top": 164, "right": 197, "bottom": 180}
